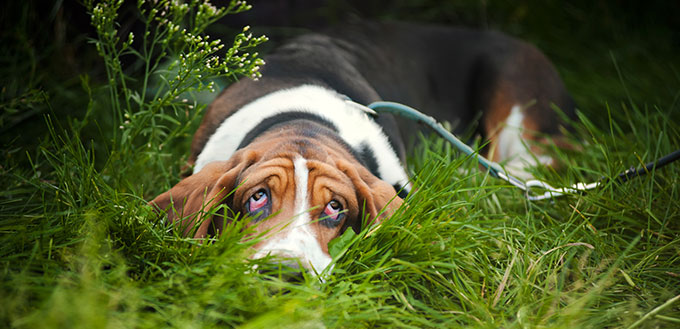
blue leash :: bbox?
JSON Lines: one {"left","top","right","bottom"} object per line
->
{"left": 349, "top": 100, "right": 680, "bottom": 201}
{"left": 367, "top": 102, "right": 506, "bottom": 178}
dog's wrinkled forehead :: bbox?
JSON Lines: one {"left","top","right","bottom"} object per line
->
{"left": 234, "top": 139, "right": 332, "bottom": 194}
{"left": 234, "top": 143, "right": 356, "bottom": 213}
{"left": 255, "top": 133, "right": 337, "bottom": 162}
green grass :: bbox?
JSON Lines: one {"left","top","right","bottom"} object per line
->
{"left": 2, "top": 0, "right": 679, "bottom": 328}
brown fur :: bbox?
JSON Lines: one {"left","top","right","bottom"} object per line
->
{"left": 481, "top": 42, "right": 574, "bottom": 163}
{"left": 152, "top": 126, "right": 402, "bottom": 251}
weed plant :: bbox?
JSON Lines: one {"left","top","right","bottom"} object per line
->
{"left": 1, "top": 1, "right": 679, "bottom": 328}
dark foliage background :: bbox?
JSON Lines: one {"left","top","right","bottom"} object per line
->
{"left": 2, "top": 0, "right": 678, "bottom": 149}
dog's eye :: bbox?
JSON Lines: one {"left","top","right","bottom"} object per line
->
{"left": 247, "top": 189, "right": 269, "bottom": 213}
{"left": 322, "top": 200, "right": 345, "bottom": 222}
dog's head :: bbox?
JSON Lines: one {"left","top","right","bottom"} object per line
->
{"left": 151, "top": 129, "right": 402, "bottom": 274}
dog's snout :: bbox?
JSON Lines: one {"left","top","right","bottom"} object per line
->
{"left": 251, "top": 224, "right": 334, "bottom": 275}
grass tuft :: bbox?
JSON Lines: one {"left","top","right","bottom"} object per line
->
{"left": 1, "top": 0, "right": 679, "bottom": 328}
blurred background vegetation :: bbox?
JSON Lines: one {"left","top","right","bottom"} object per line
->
{"left": 2, "top": 0, "right": 678, "bottom": 155}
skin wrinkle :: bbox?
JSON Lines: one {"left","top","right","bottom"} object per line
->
{"left": 307, "top": 159, "right": 359, "bottom": 243}
{"left": 241, "top": 161, "right": 298, "bottom": 244}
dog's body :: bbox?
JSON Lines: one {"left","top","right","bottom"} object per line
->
{"left": 152, "top": 22, "right": 575, "bottom": 273}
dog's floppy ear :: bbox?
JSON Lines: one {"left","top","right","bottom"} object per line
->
{"left": 150, "top": 151, "right": 255, "bottom": 238}
{"left": 338, "top": 160, "right": 403, "bottom": 227}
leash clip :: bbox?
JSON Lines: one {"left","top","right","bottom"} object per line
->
{"left": 344, "top": 99, "right": 378, "bottom": 117}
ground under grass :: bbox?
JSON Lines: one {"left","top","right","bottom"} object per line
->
{"left": 1, "top": 1, "right": 679, "bottom": 328}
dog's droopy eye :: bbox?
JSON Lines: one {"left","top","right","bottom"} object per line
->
{"left": 322, "top": 200, "right": 345, "bottom": 224}
{"left": 247, "top": 189, "right": 269, "bottom": 213}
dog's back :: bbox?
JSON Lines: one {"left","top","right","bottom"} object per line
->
{"left": 192, "top": 21, "right": 575, "bottom": 177}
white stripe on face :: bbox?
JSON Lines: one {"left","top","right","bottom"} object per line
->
{"left": 252, "top": 156, "right": 333, "bottom": 275}
{"left": 292, "top": 157, "right": 310, "bottom": 217}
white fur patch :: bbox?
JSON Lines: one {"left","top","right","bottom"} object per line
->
{"left": 194, "top": 85, "right": 410, "bottom": 191}
{"left": 251, "top": 157, "right": 332, "bottom": 274}
{"left": 496, "top": 105, "right": 553, "bottom": 180}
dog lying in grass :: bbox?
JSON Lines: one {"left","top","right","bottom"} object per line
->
{"left": 152, "top": 21, "right": 575, "bottom": 274}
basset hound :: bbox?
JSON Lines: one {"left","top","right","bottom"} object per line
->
{"left": 151, "top": 21, "right": 575, "bottom": 274}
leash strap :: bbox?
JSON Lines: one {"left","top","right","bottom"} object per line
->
{"left": 352, "top": 100, "right": 679, "bottom": 201}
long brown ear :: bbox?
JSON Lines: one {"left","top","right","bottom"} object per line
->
{"left": 150, "top": 151, "right": 255, "bottom": 238}
{"left": 338, "top": 160, "right": 403, "bottom": 226}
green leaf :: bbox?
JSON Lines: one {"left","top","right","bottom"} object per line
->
{"left": 328, "top": 228, "right": 357, "bottom": 259}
